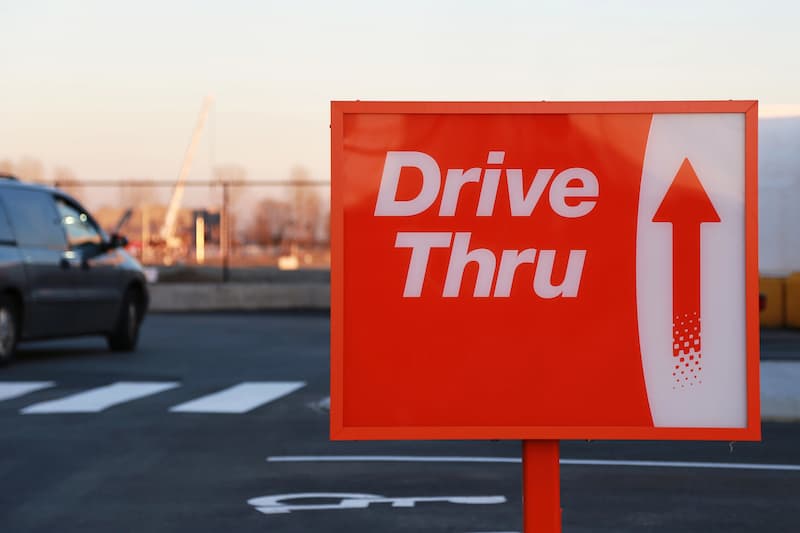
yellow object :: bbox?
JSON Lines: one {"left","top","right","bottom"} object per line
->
{"left": 760, "top": 277, "right": 786, "bottom": 328}
{"left": 195, "top": 215, "right": 205, "bottom": 265}
{"left": 786, "top": 273, "right": 800, "bottom": 328}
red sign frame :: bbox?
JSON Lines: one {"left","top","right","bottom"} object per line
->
{"left": 330, "top": 101, "right": 760, "bottom": 441}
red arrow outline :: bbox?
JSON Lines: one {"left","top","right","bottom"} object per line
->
{"left": 652, "top": 158, "right": 721, "bottom": 388}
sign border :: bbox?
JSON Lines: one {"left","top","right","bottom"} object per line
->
{"left": 330, "top": 100, "right": 760, "bottom": 441}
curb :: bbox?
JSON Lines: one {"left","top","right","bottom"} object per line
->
{"left": 148, "top": 282, "right": 330, "bottom": 311}
{"left": 761, "top": 361, "right": 800, "bottom": 422}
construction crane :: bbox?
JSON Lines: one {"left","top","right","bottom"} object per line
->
{"left": 158, "top": 95, "right": 214, "bottom": 261}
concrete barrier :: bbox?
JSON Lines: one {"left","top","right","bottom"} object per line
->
{"left": 149, "top": 282, "right": 330, "bottom": 311}
{"left": 762, "top": 361, "right": 800, "bottom": 422}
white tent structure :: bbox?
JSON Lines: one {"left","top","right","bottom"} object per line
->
{"left": 759, "top": 117, "right": 800, "bottom": 275}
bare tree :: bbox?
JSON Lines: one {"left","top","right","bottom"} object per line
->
{"left": 120, "top": 180, "right": 159, "bottom": 207}
{"left": 15, "top": 157, "right": 45, "bottom": 183}
{"left": 53, "top": 167, "right": 84, "bottom": 199}
{"left": 288, "top": 166, "right": 323, "bottom": 245}
{"left": 321, "top": 209, "right": 331, "bottom": 244}
{"left": 245, "top": 197, "right": 292, "bottom": 246}
{"left": 214, "top": 164, "right": 248, "bottom": 206}
{"left": 0, "top": 160, "right": 13, "bottom": 175}
{"left": 214, "top": 164, "right": 249, "bottom": 254}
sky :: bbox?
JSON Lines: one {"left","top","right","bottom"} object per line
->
{"left": 2, "top": 0, "right": 800, "bottom": 186}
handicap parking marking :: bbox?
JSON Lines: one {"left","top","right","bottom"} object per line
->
{"left": 0, "top": 381, "right": 54, "bottom": 402}
{"left": 169, "top": 381, "right": 306, "bottom": 414}
{"left": 20, "top": 381, "right": 180, "bottom": 414}
{"left": 247, "top": 492, "right": 507, "bottom": 515}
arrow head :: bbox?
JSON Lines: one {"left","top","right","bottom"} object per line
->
{"left": 652, "top": 158, "right": 721, "bottom": 224}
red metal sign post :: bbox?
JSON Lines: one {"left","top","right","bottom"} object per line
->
{"left": 523, "top": 440, "right": 561, "bottom": 532}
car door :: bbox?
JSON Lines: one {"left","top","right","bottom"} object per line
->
{"left": 0, "top": 187, "right": 78, "bottom": 338}
{"left": 55, "top": 196, "right": 123, "bottom": 333}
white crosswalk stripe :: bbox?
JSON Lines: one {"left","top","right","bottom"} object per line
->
{"left": 21, "top": 381, "right": 180, "bottom": 414}
{"left": 4, "top": 380, "right": 308, "bottom": 415}
{"left": 169, "top": 381, "right": 306, "bottom": 414}
{"left": 0, "top": 381, "right": 54, "bottom": 402}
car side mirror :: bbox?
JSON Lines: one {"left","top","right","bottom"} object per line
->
{"left": 109, "top": 233, "right": 128, "bottom": 249}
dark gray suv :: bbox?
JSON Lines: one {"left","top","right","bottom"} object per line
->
{"left": 0, "top": 176, "right": 148, "bottom": 364}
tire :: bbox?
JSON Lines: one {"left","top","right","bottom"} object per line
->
{"left": 0, "top": 295, "right": 19, "bottom": 366}
{"left": 107, "top": 288, "right": 142, "bottom": 352}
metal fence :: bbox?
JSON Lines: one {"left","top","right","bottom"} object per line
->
{"left": 53, "top": 179, "right": 330, "bottom": 281}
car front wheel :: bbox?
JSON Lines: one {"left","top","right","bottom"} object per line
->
{"left": 107, "top": 288, "right": 142, "bottom": 352}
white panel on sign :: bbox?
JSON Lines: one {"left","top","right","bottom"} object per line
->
{"left": 637, "top": 113, "right": 747, "bottom": 428}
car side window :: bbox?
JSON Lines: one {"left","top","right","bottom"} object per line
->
{"left": 55, "top": 198, "right": 103, "bottom": 248}
{"left": 1, "top": 188, "right": 67, "bottom": 249}
{"left": 0, "top": 199, "right": 16, "bottom": 244}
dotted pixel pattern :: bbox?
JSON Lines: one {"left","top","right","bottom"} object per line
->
{"left": 672, "top": 312, "right": 702, "bottom": 389}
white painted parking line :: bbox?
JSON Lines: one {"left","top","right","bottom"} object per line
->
{"left": 169, "top": 382, "right": 305, "bottom": 414}
{"left": 269, "top": 455, "right": 520, "bottom": 464}
{"left": 0, "top": 382, "right": 54, "bottom": 402}
{"left": 266, "top": 455, "right": 800, "bottom": 472}
{"left": 560, "top": 459, "right": 800, "bottom": 472}
{"left": 20, "top": 382, "right": 179, "bottom": 414}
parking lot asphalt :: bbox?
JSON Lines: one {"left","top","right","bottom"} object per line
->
{"left": 0, "top": 312, "right": 798, "bottom": 533}
{"left": 761, "top": 328, "right": 800, "bottom": 360}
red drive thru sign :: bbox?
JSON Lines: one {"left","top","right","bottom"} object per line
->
{"left": 330, "top": 101, "right": 760, "bottom": 442}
